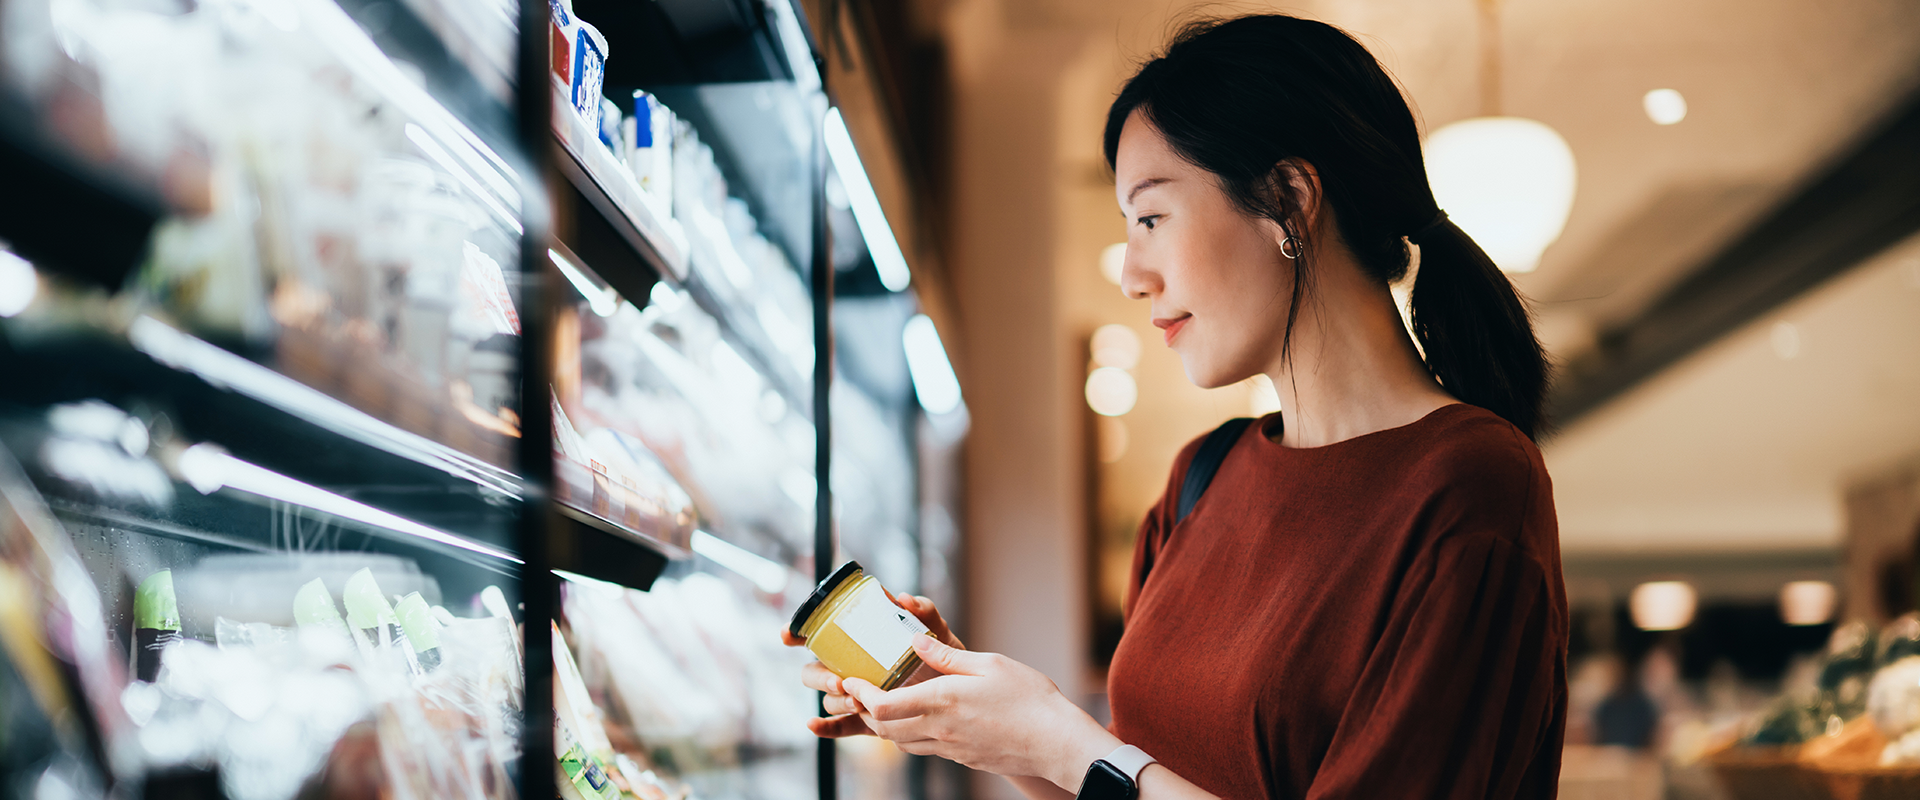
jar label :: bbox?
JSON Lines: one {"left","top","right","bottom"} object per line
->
{"left": 838, "top": 583, "right": 930, "bottom": 671}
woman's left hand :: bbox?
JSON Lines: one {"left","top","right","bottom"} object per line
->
{"left": 840, "top": 635, "right": 1122, "bottom": 790}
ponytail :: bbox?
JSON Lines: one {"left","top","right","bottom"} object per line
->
{"left": 1407, "top": 214, "right": 1549, "bottom": 439}
{"left": 1103, "top": 14, "right": 1552, "bottom": 440}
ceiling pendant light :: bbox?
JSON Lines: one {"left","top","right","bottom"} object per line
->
{"left": 1422, "top": 0, "right": 1576, "bottom": 274}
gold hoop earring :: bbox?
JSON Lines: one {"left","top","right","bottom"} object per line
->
{"left": 1280, "top": 236, "right": 1304, "bottom": 260}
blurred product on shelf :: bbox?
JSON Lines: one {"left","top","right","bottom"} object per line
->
{"left": 1706, "top": 616, "right": 1920, "bottom": 799}
{"left": 563, "top": 284, "right": 814, "bottom": 561}
{"left": 548, "top": 0, "right": 607, "bottom": 134}
{"left": 133, "top": 569, "right": 182, "bottom": 683}
{"left": 2, "top": 0, "right": 526, "bottom": 470}
{"left": 561, "top": 570, "right": 814, "bottom": 800}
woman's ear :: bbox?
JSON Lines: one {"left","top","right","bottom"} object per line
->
{"left": 1269, "top": 158, "right": 1324, "bottom": 242}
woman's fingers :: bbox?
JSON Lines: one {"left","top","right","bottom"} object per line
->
{"left": 780, "top": 630, "right": 806, "bottom": 648}
{"left": 800, "top": 660, "right": 845, "bottom": 695}
{"left": 806, "top": 714, "right": 874, "bottom": 739}
{"left": 891, "top": 593, "right": 962, "bottom": 649}
{"left": 822, "top": 691, "right": 864, "bottom": 716}
{"left": 843, "top": 676, "right": 946, "bottom": 722}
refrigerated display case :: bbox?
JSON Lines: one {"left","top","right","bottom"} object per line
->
{"left": 0, "top": 0, "right": 962, "bottom": 795}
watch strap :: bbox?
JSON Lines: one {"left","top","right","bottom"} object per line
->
{"left": 1103, "top": 744, "right": 1156, "bottom": 783}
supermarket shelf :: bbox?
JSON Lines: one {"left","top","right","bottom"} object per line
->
{"left": 550, "top": 103, "right": 814, "bottom": 418}
{"left": 0, "top": 323, "right": 523, "bottom": 537}
{"left": 551, "top": 502, "right": 674, "bottom": 590}
{"left": 551, "top": 89, "right": 690, "bottom": 283}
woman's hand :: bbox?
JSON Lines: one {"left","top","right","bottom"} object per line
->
{"left": 840, "top": 636, "right": 1122, "bottom": 791}
{"left": 780, "top": 592, "right": 964, "bottom": 739}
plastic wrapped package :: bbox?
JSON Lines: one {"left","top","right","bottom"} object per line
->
{"left": 573, "top": 297, "right": 814, "bottom": 558}
{"left": 120, "top": 580, "right": 522, "bottom": 800}
{"left": 561, "top": 571, "right": 813, "bottom": 788}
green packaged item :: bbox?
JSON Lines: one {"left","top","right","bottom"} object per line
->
{"left": 133, "top": 570, "right": 181, "bottom": 682}
{"left": 394, "top": 592, "right": 442, "bottom": 671}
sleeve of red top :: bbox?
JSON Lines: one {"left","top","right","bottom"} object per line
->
{"left": 1304, "top": 500, "right": 1565, "bottom": 799}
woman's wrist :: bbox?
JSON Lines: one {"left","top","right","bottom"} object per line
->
{"left": 1046, "top": 707, "right": 1125, "bottom": 793}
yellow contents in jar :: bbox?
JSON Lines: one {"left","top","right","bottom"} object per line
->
{"left": 790, "top": 562, "right": 929, "bottom": 691}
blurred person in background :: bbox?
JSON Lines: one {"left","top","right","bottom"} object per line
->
{"left": 789, "top": 13, "right": 1567, "bottom": 800}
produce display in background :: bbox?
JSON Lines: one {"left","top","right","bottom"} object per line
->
{"left": 1707, "top": 615, "right": 1920, "bottom": 799}
{"left": 561, "top": 570, "right": 815, "bottom": 800}
{"left": 0, "top": 0, "right": 526, "bottom": 468}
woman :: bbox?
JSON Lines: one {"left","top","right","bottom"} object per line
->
{"left": 787, "top": 14, "right": 1567, "bottom": 799}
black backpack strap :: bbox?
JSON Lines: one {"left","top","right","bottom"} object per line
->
{"left": 1175, "top": 417, "right": 1255, "bottom": 524}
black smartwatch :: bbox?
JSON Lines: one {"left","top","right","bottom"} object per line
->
{"left": 1075, "top": 745, "right": 1156, "bottom": 800}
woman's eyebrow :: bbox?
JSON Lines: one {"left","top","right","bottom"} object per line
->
{"left": 1125, "top": 177, "right": 1173, "bottom": 205}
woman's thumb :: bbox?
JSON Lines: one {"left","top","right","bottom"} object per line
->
{"left": 913, "top": 634, "right": 989, "bottom": 676}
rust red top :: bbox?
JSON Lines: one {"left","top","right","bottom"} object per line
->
{"left": 1109, "top": 404, "right": 1567, "bottom": 799}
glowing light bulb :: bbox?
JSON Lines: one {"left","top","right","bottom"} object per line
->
{"left": 1424, "top": 117, "right": 1577, "bottom": 274}
{"left": 1643, "top": 89, "right": 1688, "bottom": 125}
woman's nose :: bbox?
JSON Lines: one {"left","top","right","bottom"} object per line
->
{"left": 1118, "top": 250, "right": 1159, "bottom": 300}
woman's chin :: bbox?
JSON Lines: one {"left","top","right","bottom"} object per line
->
{"left": 1179, "top": 359, "right": 1251, "bottom": 391}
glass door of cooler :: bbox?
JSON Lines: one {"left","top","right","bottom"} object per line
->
{"left": 538, "top": 0, "right": 826, "bottom": 798}
{"left": 0, "top": 0, "right": 535, "bottom": 795}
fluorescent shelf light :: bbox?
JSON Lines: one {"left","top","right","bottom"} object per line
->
{"left": 691, "top": 530, "right": 790, "bottom": 594}
{"left": 824, "top": 108, "right": 911, "bottom": 292}
{"left": 902, "top": 314, "right": 962, "bottom": 414}
{"left": 177, "top": 444, "right": 520, "bottom": 564}
{"left": 548, "top": 249, "right": 617, "bottom": 316}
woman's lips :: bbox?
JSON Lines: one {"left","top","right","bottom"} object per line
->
{"left": 1158, "top": 315, "right": 1191, "bottom": 345}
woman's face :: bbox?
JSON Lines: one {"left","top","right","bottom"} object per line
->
{"left": 1114, "top": 111, "right": 1297, "bottom": 389}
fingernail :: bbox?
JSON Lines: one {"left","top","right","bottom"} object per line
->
{"left": 912, "top": 634, "right": 935, "bottom": 651}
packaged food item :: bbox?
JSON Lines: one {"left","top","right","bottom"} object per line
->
{"left": 344, "top": 567, "right": 420, "bottom": 673}
{"left": 628, "top": 92, "right": 675, "bottom": 212}
{"left": 789, "top": 561, "right": 932, "bottom": 691}
{"left": 396, "top": 592, "right": 443, "bottom": 671}
{"left": 293, "top": 577, "right": 351, "bottom": 644}
{"left": 133, "top": 569, "right": 182, "bottom": 682}
{"left": 548, "top": 0, "right": 608, "bottom": 132}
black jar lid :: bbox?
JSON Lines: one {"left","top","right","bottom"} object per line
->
{"left": 788, "top": 560, "right": 864, "bottom": 637}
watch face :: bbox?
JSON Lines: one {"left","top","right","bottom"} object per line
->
{"left": 1077, "top": 760, "right": 1137, "bottom": 800}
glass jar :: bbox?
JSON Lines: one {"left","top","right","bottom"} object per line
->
{"left": 789, "top": 561, "right": 931, "bottom": 691}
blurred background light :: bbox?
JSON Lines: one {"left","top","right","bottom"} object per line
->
{"left": 1771, "top": 320, "right": 1803, "bottom": 359}
{"left": 1247, "top": 374, "right": 1283, "bottom": 417}
{"left": 825, "top": 107, "right": 912, "bottom": 292}
{"left": 903, "top": 314, "right": 963, "bottom": 414}
{"left": 1630, "top": 581, "right": 1698, "bottom": 631}
{"left": 1643, "top": 88, "right": 1689, "bottom": 125}
{"left": 1085, "top": 367, "right": 1138, "bottom": 417}
{"left": 0, "top": 249, "right": 36, "bottom": 318}
{"left": 1090, "top": 324, "right": 1141, "bottom": 370}
{"left": 1779, "top": 580, "right": 1837, "bottom": 626}
{"left": 1099, "top": 242, "right": 1127, "bottom": 285}
{"left": 1424, "top": 117, "right": 1577, "bottom": 274}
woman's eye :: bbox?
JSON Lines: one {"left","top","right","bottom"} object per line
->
{"left": 1136, "top": 215, "right": 1160, "bottom": 230}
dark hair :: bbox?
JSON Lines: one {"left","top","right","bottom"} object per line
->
{"left": 1103, "top": 15, "right": 1550, "bottom": 440}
